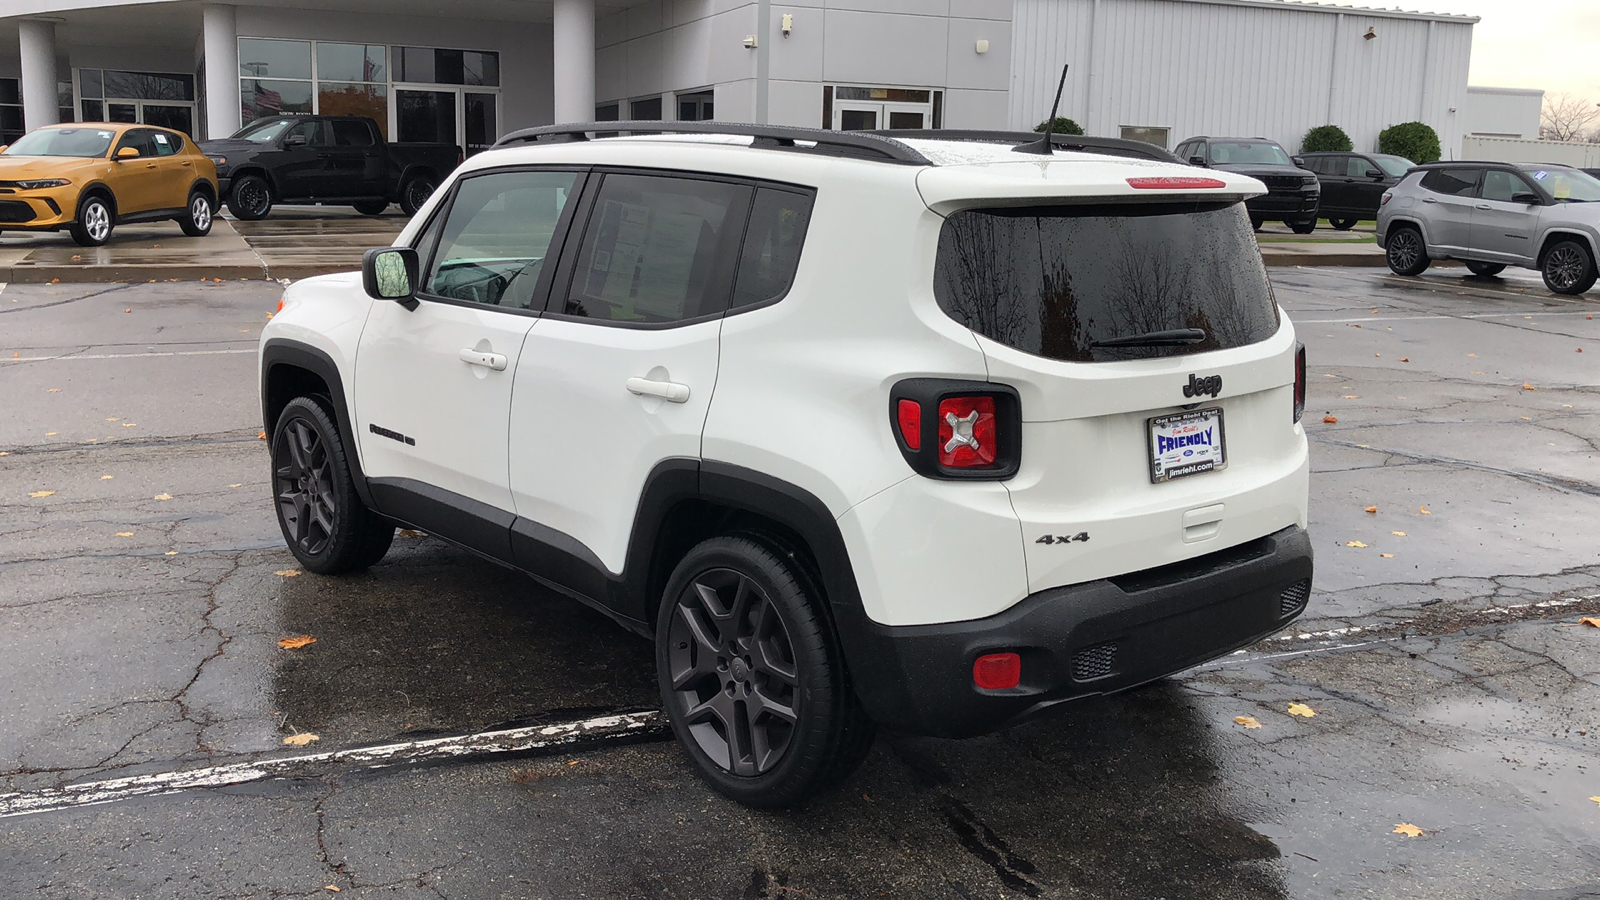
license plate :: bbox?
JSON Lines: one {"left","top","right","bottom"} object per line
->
{"left": 1148, "top": 408, "right": 1227, "bottom": 483}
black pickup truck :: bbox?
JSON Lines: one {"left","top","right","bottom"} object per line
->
{"left": 198, "top": 115, "right": 460, "bottom": 220}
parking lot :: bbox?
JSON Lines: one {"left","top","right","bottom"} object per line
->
{"left": 2, "top": 266, "right": 1599, "bottom": 898}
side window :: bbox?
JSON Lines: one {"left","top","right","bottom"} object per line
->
{"left": 115, "top": 129, "right": 153, "bottom": 157}
{"left": 730, "top": 188, "right": 814, "bottom": 311}
{"left": 423, "top": 169, "right": 579, "bottom": 309}
{"left": 1481, "top": 170, "right": 1534, "bottom": 203}
{"left": 1419, "top": 168, "right": 1480, "bottom": 197}
{"left": 331, "top": 120, "right": 375, "bottom": 147}
{"left": 150, "top": 130, "right": 181, "bottom": 156}
{"left": 1346, "top": 157, "right": 1373, "bottom": 178}
{"left": 286, "top": 120, "right": 331, "bottom": 148}
{"left": 561, "top": 173, "right": 747, "bottom": 324}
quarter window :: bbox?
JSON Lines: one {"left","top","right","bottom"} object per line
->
{"left": 562, "top": 174, "right": 747, "bottom": 324}
{"left": 731, "top": 188, "right": 813, "bottom": 311}
{"left": 1481, "top": 170, "right": 1534, "bottom": 203}
{"left": 424, "top": 170, "right": 579, "bottom": 309}
{"left": 1419, "top": 168, "right": 1481, "bottom": 197}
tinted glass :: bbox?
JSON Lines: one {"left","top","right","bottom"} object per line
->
{"left": 286, "top": 119, "right": 332, "bottom": 147}
{"left": 564, "top": 174, "right": 746, "bottom": 324}
{"left": 2, "top": 126, "right": 117, "bottom": 158}
{"left": 595, "top": 104, "right": 620, "bottom": 122}
{"left": 321, "top": 84, "right": 387, "bottom": 136}
{"left": 731, "top": 188, "right": 813, "bottom": 310}
{"left": 78, "top": 70, "right": 102, "bottom": 100}
{"left": 115, "top": 129, "right": 156, "bottom": 157}
{"left": 149, "top": 130, "right": 182, "bottom": 155}
{"left": 1524, "top": 167, "right": 1600, "bottom": 202}
{"left": 233, "top": 118, "right": 294, "bottom": 142}
{"left": 1373, "top": 155, "right": 1413, "bottom": 178}
{"left": 241, "top": 80, "right": 313, "bottom": 122}
{"left": 1208, "top": 141, "right": 1290, "bottom": 165}
{"left": 630, "top": 97, "right": 662, "bottom": 120}
{"left": 934, "top": 203, "right": 1279, "bottom": 362}
{"left": 238, "top": 39, "right": 311, "bottom": 79}
{"left": 143, "top": 105, "right": 193, "bottom": 135}
{"left": 103, "top": 71, "right": 193, "bottom": 101}
{"left": 80, "top": 99, "right": 103, "bottom": 122}
{"left": 317, "top": 43, "right": 386, "bottom": 82}
{"left": 397, "top": 48, "right": 499, "bottom": 86}
{"left": 1481, "top": 170, "right": 1534, "bottom": 203}
{"left": 329, "top": 118, "right": 376, "bottom": 146}
{"left": 1419, "top": 168, "right": 1480, "bottom": 196}
{"left": 426, "top": 171, "right": 578, "bottom": 308}
{"left": 1346, "top": 157, "right": 1375, "bottom": 177}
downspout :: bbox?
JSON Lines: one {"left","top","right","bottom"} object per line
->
{"left": 1326, "top": 14, "right": 1342, "bottom": 131}
{"left": 756, "top": 0, "right": 771, "bottom": 124}
{"left": 1084, "top": 0, "right": 1099, "bottom": 133}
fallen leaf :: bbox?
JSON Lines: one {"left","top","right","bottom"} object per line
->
{"left": 1468, "top": 353, "right": 1477, "bottom": 358}
{"left": 153, "top": 492, "right": 172, "bottom": 501}
{"left": 28, "top": 490, "right": 55, "bottom": 498}
{"left": 121, "top": 422, "right": 137, "bottom": 427}
{"left": 1399, "top": 357, "right": 1410, "bottom": 362}
{"left": 1381, "top": 553, "right": 1394, "bottom": 558}
{"left": 50, "top": 278, "right": 59, "bottom": 284}
{"left": 1577, "top": 348, "right": 1583, "bottom": 353}
{"left": 278, "top": 635, "right": 317, "bottom": 650}
{"left": 1392, "top": 531, "right": 1407, "bottom": 536}
{"left": 1520, "top": 416, "right": 1532, "bottom": 421}
{"left": 1579, "top": 618, "right": 1600, "bottom": 628}
{"left": 325, "top": 888, "right": 341, "bottom": 894}
{"left": 1342, "top": 394, "right": 1360, "bottom": 399}
{"left": 45, "top": 432, "right": 57, "bottom": 436}
{"left": 567, "top": 760, "right": 580, "bottom": 767}
{"left": 124, "top": 308, "right": 132, "bottom": 314}
{"left": 1364, "top": 506, "right": 1377, "bottom": 514}
{"left": 100, "top": 475, "right": 113, "bottom": 480}
{"left": 1346, "top": 541, "right": 1368, "bottom": 548}
{"left": 1234, "top": 716, "right": 1262, "bottom": 729}
{"left": 228, "top": 483, "right": 242, "bottom": 488}
{"left": 1393, "top": 823, "right": 1424, "bottom": 837}
{"left": 283, "top": 733, "right": 319, "bottom": 746}
{"left": 105, "top": 417, "right": 119, "bottom": 422}
{"left": 274, "top": 568, "right": 302, "bottom": 577}
{"left": 46, "top": 388, "right": 60, "bottom": 393}
{"left": 70, "top": 254, "right": 81, "bottom": 261}
{"left": 1352, "top": 323, "right": 1363, "bottom": 328}
{"left": 165, "top": 551, "right": 178, "bottom": 556}
{"left": 1523, "top": 382, "right": 1536, "bottom": 391}
{"left": 1419, "top": 506, "right": 1432, "bottom": 515}
{"left": 115, "top": 532, "right": 134, "bottom": 537}
{"left": 1370, "top": 308, "right": 1379, "bottom": 313}
{"left": 1375, "top": 353, "right": 1381, "bottom": 357}
{"left": 1288, "top": 702, "right": 1316, "bottom": 718}
{"left": 1590, "top": 796, "right": 1600, "bottom": 806}
{"left": 1322, "top": 415, "right": 1339, "bottom": 424}
{"left": 258, "top": 431, "right": 268, "bottom": 440}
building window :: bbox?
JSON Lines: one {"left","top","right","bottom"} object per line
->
{"left": 237, "top": 39, "right": 391, "bottom": 138}
{"left": 396, "top": 47, "right": 498, "bottom": 87}
{"left": 595, "top": 103, "right": 619, "bottom": 122}
{"left": 78, "top": 68, "right": 197, "bottom": 134}
{"left": 630, "top": 97, "right": 662, "bottom": 121}
{"left": 825, "top": 85, "right": 939, "bottom": 131}
{"left": 677, "top": 90, "right": 713, "bottom": 122}
{"left": 1119, "top": 126, "right": 1170, "bottom": 150}
{"left": 0, "top": 78, "right": 21, "bottom": 144}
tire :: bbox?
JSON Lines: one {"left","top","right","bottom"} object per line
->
{"left": 1384, "top": 225, "right": 1431, "bottom": 276}
{"left": 399, "top": 175, "right": 436, "bottom": 217}
{"left": 1541, "top": 239, "right": 1598, "bottom": 295}
{"left": 1330, "top": 218, "right": 1357, "bottom": 231}
{"left": 352, "top": 199, "right": 388, "bottom": 216}
{"left": 657, "top": 534, "right": 874, "bottom": 808}
{"left": 270, "top": 396, "right": 394, "bottom": 575}
{"left": 1465, "top": 261, "right": 1506, "bottom": 277}
{"left": 179, "top": 190, "right": 214, "bottom": 237}
{"left": 70, "top": 193, "right": 114, "bottom": 247}
{"left": 226, "top": 174, "right": 273, "bottom": 221}
{"left": 1288, "top": 219, "right": 1316, "bottom": 235}
{"left": 1250, "top": 215, "right": 1265, "bottom": 232}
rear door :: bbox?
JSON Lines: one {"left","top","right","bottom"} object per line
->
{"left": 1471, "top": 169, "right": 1542, "bottom": 264}
{"left": 146, "top": 130, "right": 195, "bottom": 210}
{"left": 323, "top": 119, "right": 384, "bottom": 197}
{"left": 1417, "top": 167, "right": 1482, "bottom": 253}
{"left": 508, "top": 170, "right": 754, "bottom": 587}
{"left": 930, "top": 200, "right": 1303, "bottom": 593}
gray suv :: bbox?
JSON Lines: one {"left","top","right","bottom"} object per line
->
{"left": 1377, "top": 162, "right": 1600, "bottom": 295}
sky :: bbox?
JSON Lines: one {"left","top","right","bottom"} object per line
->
{"left": 1412, "top": 0, "right": 1600, "bottom": 101}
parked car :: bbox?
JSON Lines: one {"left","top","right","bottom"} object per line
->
{"left": 199, "top": 115, "right": 459, "bottom": 220}
{"left": 1299, "top": 151, "right": 1414, "bottom": 229}
{"left": 259, "top": 121, "right": 1313, "bottom": 807}
{"left": 1176, "top": 136, "right": 1320, "bottom": 232}
{"left": 0, "top": 122, "right": 217, "bottom": 247}
{"left": 1377, "top": 161, "right": 1600, "bottom": 294}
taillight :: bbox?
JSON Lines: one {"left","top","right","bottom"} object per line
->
{"left": 1126, "top": 176, "right": 1226, "bottom": 190}
{"left": 1293, "top": 342, "right": 1306, "bottom": 423}
{"left": 973, "top": 652, "right": 1022, "bottom": 690}
{"left": 1381, "top": 192, "right": 1392, "bottom": 206}
{"left": 890, "top": 379, "right": 1021, "bottom": 479}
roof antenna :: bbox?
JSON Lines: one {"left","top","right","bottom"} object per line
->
{"left": 1015, "top": 64, "right": 1069, "bottom": 156}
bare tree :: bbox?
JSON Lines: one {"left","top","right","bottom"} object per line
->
{"left": 1540, "top": 93, "right": 1600, "bottom": 142}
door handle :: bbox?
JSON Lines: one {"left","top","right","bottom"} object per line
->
{"left": 1475, "top": 204, "right": 1492, "bottom": 210}
{"left": 626, "top": 377, "right": 690, "bottom": 403}
{"left": 1422, "top": 197, "right": 1437, "bottom": 203}
{"left": 181, "top": 160, "right": 193, "bottom": 167}
{"left": 458, "top": 348, "right": 508, "bottom": 370}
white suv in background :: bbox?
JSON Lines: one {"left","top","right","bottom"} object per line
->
{"left": 259, "top": 124, "right": 1314, "bottom": 807}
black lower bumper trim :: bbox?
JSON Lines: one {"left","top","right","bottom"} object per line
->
{"left": 846, "top": 525, "right": 1313, "bottom": 738}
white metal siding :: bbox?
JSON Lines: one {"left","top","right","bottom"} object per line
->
{"left": 1463, "top": 87, "right": 1544, "bottom": 140}
{"left": 1011, "top": 0, "right": 1473, "bottom": 156}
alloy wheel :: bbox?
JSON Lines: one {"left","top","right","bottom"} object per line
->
{"left": 273, "top": 418, "right": 337, "bottom": 557}
{"left": 238, "top": 181, "right": 269, "bottom": 216}
{"left": 190, "top": 196, "right": 211, "bottom": 231}
{"left": 406, "top": 180, "right": 435, "bottom": 211}
{"left": 666, "top": 568, "right": 800, "bottom": 777}
{"left": 1546, "top": 246, "right": 1586, "bottom": 291}
{"left": 1389, "top": 231, "right": 1420, "bottom": 270}
{"left": 85, "top": 202, "right": 110, "bottom": 242}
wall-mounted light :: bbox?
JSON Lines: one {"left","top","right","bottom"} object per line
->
{"left": 975, "top": 39, "right": 990, "bottom": 54}
{"left": 782, "top": 14, "right": 793, "bottom": 37}
{"left": 744, "top": 34, "right": 758, "bottom": 49}
{"left": 1364, "top": 26, "right": 1376, "bottom": 40}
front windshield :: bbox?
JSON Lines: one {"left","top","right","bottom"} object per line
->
{"left": 1209, "top": 141, "right": 1293, "bottom": 166}
{"left": 2, "top": 127, "right": 117, "bottom": 158}
{"left": 1373, "top": 155, "right": 1414, "bottom": 178}
{"left": 231, "top": 119, "right": 294, "bottom": 143}
{"left": 1523, "top": 167, "right": 1600, "bottom": 203}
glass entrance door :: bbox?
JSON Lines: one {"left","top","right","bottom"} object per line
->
{"left": 832, "top": 101, "right": 928, "bottom": 131}
{"left": 396, "top": 88, "right": 499, "bottom": 156}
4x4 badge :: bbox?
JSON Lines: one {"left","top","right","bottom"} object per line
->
{"left": 1183, "top": 374, "right": 1222, "bottom": 398}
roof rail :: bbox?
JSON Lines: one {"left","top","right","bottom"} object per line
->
{"left": 491, "top": 121, "right": 933, "bottom": 165}
{"left": 867, "top": 129, "right": 1180, "bottom": 163}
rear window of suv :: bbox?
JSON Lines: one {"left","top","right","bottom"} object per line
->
{"left": 933, "top": 202, "right": 1280, "bottom": 362}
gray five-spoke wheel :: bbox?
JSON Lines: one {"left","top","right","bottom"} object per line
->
{"left": 666, "top": 567, "right": 800, "bottom": 777}
{"left": 1545, "top": 245, "right": 1586, "bottom": 291}
{"left": 84, "top": 201, "right": 110, "bottom": 242}
{"left": 273, "top": 418, "right": 337, "bottom": 557}
{"left": 190, "top": 195, "right": 211, "bottom": 231}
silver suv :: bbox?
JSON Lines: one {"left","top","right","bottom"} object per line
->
{"left": 1377, "top": 162, "right": 1600, "bottom": 294}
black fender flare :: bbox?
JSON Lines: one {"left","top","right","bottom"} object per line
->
{"left": 73, "top": 182, "right": 117, "bottom": 219}
{"left": 226, "top": 166, "right": 278, "bottom": 201}
{"left": 259, "top": 338, "right": 374, "bottom": 508}
{"left": 186, "top": 178, "right": 218, "bottom": 204}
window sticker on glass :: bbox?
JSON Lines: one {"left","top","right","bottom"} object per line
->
{"left": 1533, "top": 170, "right": 1549, "bottom": 181}
{"left": 98, "top": 131, "right": 114, "bottom": 139}
{"left": 154, "top": 133, "right": 169, "bottom": 144}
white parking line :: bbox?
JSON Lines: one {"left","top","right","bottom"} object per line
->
{"left": 0, "top": 709, "right": 666, "bottom": 820}
{"left": 1296, "top": 310, "right": 1600, "bottom": 324}
{"left": 6, "top": 348, "right": 255, "bottom": 362}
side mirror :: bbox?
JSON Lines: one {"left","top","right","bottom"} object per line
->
{"left": 1367, "top": 169, "right": 1385, "bottom": 179}
{"left": 284, "top": 134, "right": 308, "bottom": 148}
{"left": 1292, "top": 156, "right": 1307, "bottom": 168}
{"left": 1511, "top": 192, "right": 1542, "bottom": 205}
{"left": 1189, "top": 155, "right": 1206, "bottom": 166}
{"left": 362, "top": 247, "right": 419, "bottom": 305}
{"left": 115, "top": 146, "right": 140, "bottom": 160}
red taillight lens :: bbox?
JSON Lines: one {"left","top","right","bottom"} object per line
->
{"left": 973, "top": 652, "right": 1021, "bottom": 690}
{"left": 937, "top": 396, "right": 997, "bottom": 467}
{"left": 896, "top": 399, "right": 922, "bottom": 451}
{"left": 1381, "top": 192, "right": 1392, "bottom": 206}
{"left": 1293, "top": 342, "right": 1306, "bottom": 423}
{"left": 1126, "top": 176, "right": 1227, "bottom": 190}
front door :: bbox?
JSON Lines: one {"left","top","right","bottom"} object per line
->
{"left": 1344, "top": 156, "right": 1388, "bottom": 219}
{"left": 1471, "top": 169, "right": 1542, "bottom": 264}
{"left": 396, "top": 88, "right": 499, "bottom": 157}
{"left": 353, "top": 167, "right": 583, "bottom": 547}
{"left": 274, "top": 119, "right": 330, "bottom": 200}
{"left": 110, "top": 129, "right": 163, "bottom": 213}
{"left": 509, "top": 171, "right": 749, "bottom": 595}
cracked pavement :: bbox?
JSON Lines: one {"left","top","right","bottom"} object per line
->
{"left": 1, "top": 269, "right": 1598, "bottom": 898}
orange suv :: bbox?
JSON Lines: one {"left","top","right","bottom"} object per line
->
{"left": 0, "top": 123, "right": 218, "bottom": 247}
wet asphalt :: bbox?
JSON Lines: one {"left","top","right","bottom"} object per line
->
{"left": 1, "top": 268, "right": 1599, "bottom": 899}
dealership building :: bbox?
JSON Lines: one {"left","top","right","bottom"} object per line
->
{"left": 0, "top": 0, "right": 1478, "bottom": 157}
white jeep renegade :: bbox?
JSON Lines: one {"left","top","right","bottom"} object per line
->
{"left": 259, "top": 123, "right": 1313, "bottom": 808}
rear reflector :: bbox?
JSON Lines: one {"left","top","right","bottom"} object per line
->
{"left": 973, "top": 652, "right": 1021, "bottom": 690}
{"left": 1293, "top": 342, "right": 1306, "bottom": 423}
{"left": 1126, "top": 176, "right": 1227, "bottom": 190}
{"left": 937, "top": 396, "right": 997, "bottom": 468}
{"left": 896, "top": 399, "right": 922, "bottom": 451}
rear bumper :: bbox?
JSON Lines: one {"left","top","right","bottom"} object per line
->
{"left": 846, "top": 525, "right": 1313, "bottom": 737}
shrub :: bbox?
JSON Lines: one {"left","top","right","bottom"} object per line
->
{"left": 1378, "top": 122, "right": 1441, "bottom": 164}
{"left": 1034, "top": 117, "right": 1085, "bottom": 136}
{"left": 1301, "top": 125, "right": 1353, "bottom": 153}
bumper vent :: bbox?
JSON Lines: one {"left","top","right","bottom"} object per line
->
{"left": 1279, "top": 579, "right": 1311, "bottom": 618}
{"left": 1072, "top": 641, "right": 1118, "bottom": 681}
{"left": 0, "top": 200, "right": 36, "bottom": 223}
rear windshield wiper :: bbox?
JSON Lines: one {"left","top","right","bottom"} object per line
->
{"left": 1090, "top": 328, "right": 1207, "bottom": 348}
